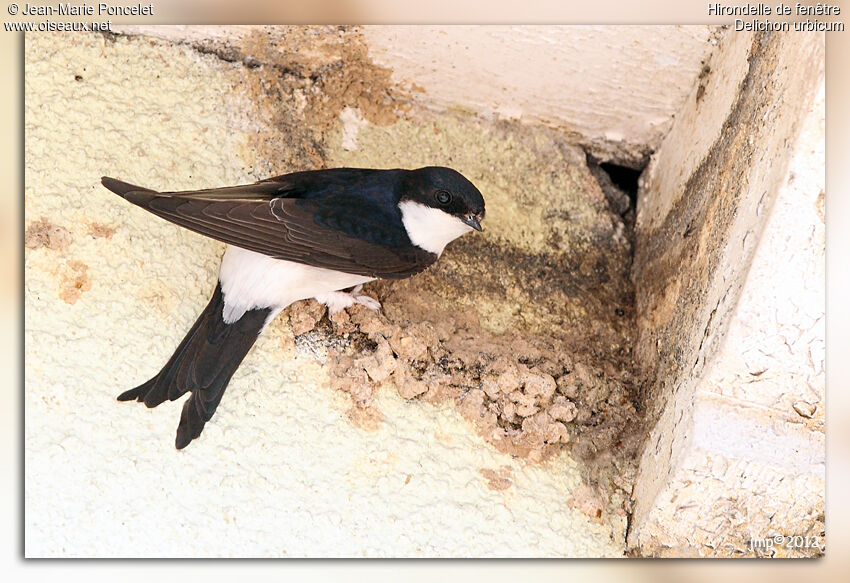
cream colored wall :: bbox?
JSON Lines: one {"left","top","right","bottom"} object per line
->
{"left": 363, "top": 25, "right": 717, "bottom": 165}
{"left": 116, "top": 24, "right": 717, "bottom": 167}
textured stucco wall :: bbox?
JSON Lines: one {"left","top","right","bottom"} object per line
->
{"left": 628, "top": 30, "right": 825, "bottom": 556}
{"left": 24, "top": 28, "right": 641, "bottom": 557}
{"left": 115, "top": 24, "right": 718, "bottom": 168}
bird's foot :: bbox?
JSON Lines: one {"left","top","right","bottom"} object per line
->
{"left": 315, "top": 287, "right": 381, "bottom": 315}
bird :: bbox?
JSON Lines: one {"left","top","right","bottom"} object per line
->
{"left": 101, "top": 167, "right": 485, "bottom": 449}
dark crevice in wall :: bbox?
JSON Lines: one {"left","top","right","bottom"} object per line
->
{"left": 584, "top": 152, "right": 643, "bottom": 222}
{"left": 600, "top": 162, "right": 641, "bottom": 208}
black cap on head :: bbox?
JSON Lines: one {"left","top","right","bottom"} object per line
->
{"left": 401, "top": 167, "right": 485, "bottom": 223}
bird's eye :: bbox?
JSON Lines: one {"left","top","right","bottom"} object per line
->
{"left": 435, "top": 190, "right": 452, "bottom": 205}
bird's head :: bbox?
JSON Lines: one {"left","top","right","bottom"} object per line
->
{"left": 398, "top": 166, "right": 486, "bottom": 255}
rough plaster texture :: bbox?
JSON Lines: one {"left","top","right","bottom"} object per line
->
{"left": 24, "top": 29, "right": 635, "bottom": 557}
{"left": 628, "top": 31, "right": 825, "bottom": 557}
{"left": 115, "top": 24, "right": 719, "bottom": 168}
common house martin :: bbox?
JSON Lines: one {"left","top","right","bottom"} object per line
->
{"left": 101, "top": 167, "right": 485, "bottom": 448}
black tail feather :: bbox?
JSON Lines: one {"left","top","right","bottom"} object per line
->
{"left": 118, "top": 283, "right": 271, "bottom": 449}
{"left": 116, "top": 379, "right": 155, "bottom": 403}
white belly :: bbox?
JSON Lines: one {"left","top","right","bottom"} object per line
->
{"left": 218, "top": 245, "right": 374, "bottom": 323}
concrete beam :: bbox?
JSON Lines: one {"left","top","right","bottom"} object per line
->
{"left": 628, "top": 30, "right": 825, "bottom": 557}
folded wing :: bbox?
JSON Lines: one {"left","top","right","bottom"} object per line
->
{"left": 102, "top": 175, "right": 437, "bottom": 279}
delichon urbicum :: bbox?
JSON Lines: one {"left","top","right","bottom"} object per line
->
{"left": 101, "top": 167, "right": 485, "bottom": 448}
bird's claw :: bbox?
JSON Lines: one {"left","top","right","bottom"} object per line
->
{"left": 314, "top": 290, "right": 382, "bottom": 315}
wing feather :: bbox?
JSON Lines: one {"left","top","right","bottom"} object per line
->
{"left": 102, "top": 175, "right": 437, "bottom": 279}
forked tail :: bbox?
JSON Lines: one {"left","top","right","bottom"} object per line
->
{"left": 118, "top": 283, "right": 271, "bottom": 449}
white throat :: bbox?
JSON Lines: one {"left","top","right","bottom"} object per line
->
{"left": 398, "top": 200, "right": 473, "bottom": 255}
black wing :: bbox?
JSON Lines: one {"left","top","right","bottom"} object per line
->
{"left": 102, "top": 175, "right": 437, "bottom": 279}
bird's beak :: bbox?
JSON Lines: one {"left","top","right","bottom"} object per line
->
{"left": 462, "top": 214, "right": 483, "bottom": 232}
